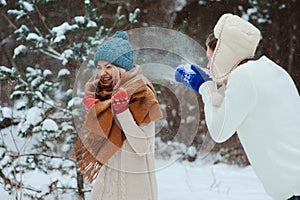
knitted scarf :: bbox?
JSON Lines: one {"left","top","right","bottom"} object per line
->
{"left": 73, "top": 65, "right": 162, "bottom": 183}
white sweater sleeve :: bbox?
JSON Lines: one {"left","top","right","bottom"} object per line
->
{"left": 199, "top": 69, "right": 256, "bottom": 143}
{"left": 116, "top": 109, "right": 154, "bottom": 156}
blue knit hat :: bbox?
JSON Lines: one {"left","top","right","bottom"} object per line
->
{"left": 93, "top": 31, "right": 134, "bottom": 71}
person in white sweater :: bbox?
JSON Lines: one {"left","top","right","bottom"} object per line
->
{"left": 175, "top": 13, "right": 300, "bottom": 200}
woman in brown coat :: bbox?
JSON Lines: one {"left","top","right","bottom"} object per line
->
{"left": 74, "top": 31, "right": 162, "bottom": 200}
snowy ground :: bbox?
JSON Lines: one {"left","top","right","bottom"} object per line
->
{"left": 156, "top": 159, "right": 271, "bottom": 200}
{"left": 0, "top": 159, "right": 271, "bottom": 200}
{"left": 0, "top": 126, "right": 271, "bottom": 199}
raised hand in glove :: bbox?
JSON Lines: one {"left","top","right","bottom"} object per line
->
{"left": 82, "top": 95, "right": 100, "bottom": 111}
{"left": 175, "top": 64, "right": 211, "bottom": 92}
{"left": 111, "top": 88, "right": 130, "bottom": 114}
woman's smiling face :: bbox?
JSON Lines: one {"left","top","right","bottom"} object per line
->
{"left": 96, "top": 60, "right": 126, "bottom": 87}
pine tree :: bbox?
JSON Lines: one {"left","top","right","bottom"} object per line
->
{"left": 0, "top": 1, "right": 140, "bottom": 199}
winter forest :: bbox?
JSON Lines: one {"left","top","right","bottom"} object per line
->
{"left": 0, "top": 0, "right": 299, "bottom": 199}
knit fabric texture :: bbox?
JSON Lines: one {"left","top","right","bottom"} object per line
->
{"left": 94, "top": 31, "right": 134, "bottom": 71}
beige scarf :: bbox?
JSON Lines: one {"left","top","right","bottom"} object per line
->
{"left": 73, "top": 65, "right": 162, "bottom": 183}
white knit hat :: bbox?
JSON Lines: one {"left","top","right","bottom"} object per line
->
{"left": 208, "top": 13, "right": 261, "bottom": 82}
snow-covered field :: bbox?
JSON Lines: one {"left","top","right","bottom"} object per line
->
{"left": 156, "top": 160, "right": 271, "bottom": 200}
{"left": 1, "top": 158, "right": 271, "bottom": 200}
{"left": 0, "top": 125, "right": 271, "bottom": 200}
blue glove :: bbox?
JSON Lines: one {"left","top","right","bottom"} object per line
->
{"left": 175, "top": 64, "right": 211, "bottom": 92}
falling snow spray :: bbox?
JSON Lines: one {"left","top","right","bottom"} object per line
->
{"left": 72, "top": 27, "right": 216, "bottom": 172}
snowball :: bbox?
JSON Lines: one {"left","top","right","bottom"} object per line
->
{"left": 26, "top": 107, "right": 43, "bottom": 126}
{"left": 42, "top": 119, "right": 58, "bottom": 132}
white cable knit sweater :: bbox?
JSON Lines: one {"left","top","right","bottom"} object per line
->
{"left": 199, "top": 56, "right": 300, "bottom": 199}
{"left": 89, "top": 109, "right": 157, "bottom": 200}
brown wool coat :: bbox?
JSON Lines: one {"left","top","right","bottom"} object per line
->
{"left": 75, "top": 65, "right": 162, "bottom": 199}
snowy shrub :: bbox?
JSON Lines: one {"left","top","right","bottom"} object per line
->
{"left": 0, "top": 65, "right": 79, "bottom": 199}
{"left": 0, "top": 1, "right": 143, "bottom": 199}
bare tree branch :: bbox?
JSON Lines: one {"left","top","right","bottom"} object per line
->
{"left": 34, "top": 5, "right": 52, "bottom": 35}
{"left": 0, "top": 168, "right": 42, "bottom": 193}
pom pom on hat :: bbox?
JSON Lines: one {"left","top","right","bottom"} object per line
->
{"left": 93, "top": 31, "right": 134, "bottom": 71}
{"left": 113, "top": 30, "right": 129, "bottom": 40}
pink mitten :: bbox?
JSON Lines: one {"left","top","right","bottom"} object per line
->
{"left": 82, "top": 95, "right": 99, "bottom": 111}
{"left": 111, "top": 88, "right": 129, "bottom": 114}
